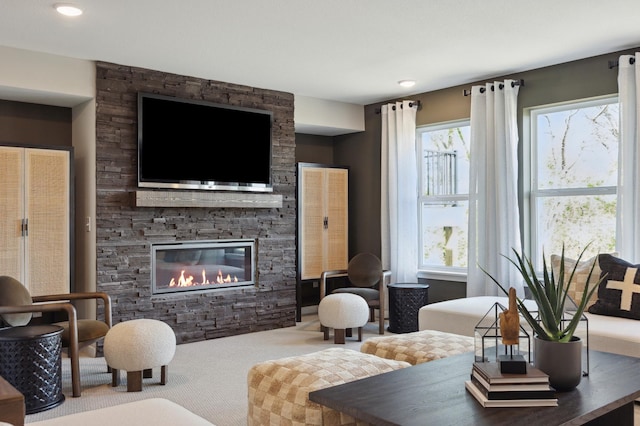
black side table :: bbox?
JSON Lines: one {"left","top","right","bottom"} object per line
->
{"left": 0, "top": 325, "right": 65, "bottom": 414}
{"left": 387, "top": 283, "right": 429, "bottom": 333}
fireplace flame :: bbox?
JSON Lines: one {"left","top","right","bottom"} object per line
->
{"left": 168, "top": 269, "right": 238, "bottom": 288}
{"left": 168, "top": 270, "right": 196, "bottom": 287}
{"left": 216, "top": 269, "right": 238, "bottom": 283}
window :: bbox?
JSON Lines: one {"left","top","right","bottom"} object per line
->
{"left": 528, "top": 96, "right": 619, "bottom": 270}
{"left": 418, "top": 97, "right": 620, "bottom": 277}
{"left": 418, "top": 121, "right": 470, "bottom": 274}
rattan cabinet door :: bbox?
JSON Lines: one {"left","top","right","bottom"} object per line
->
{"left": 0, "top": 146, "right": 71, "bottom": 295}
{"left": 0, "top": 146, "right": 25, "bottom": 284}
{"left": 298, "top": 164, "right": 348, "bottom": 280}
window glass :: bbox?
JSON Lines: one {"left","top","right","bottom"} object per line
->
{"left": 530, "top": 98, "right": 618, "bottom": 268}
{"left": 418, "top": 122, "right": 470, "bottom": 270}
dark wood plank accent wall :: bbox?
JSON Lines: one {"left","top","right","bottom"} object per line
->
{"left": 94, "top": 62, "right": 296, "bottom": 345}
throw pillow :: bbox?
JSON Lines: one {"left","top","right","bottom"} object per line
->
{"left": 550, "top": 253, "right": 612, "bottom": 309}
{"left": 588, "top": 254, "right": 640, "bottom": 320}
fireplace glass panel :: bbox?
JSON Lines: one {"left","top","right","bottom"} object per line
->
{"left": 152, "top": 240, "right": 255, "bottom": 294}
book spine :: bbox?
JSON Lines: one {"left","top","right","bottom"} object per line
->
{"left": 465, "top": 381, "right": 558, "bottom": 408}
{"left": 469, "top": 376, "right": 555, "bottom": 400}
{"left": 470, "top": 370, "right": 552, "bottom": 392}
{"left": 472, "top": 363, "right": 549, "bottom": 384}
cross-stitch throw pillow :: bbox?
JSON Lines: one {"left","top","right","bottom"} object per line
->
{"left": 550, "top": 253, "right": 612, "bottom": 309}
{"left": 588, "top": 254, "right": 640, "bottom": 320}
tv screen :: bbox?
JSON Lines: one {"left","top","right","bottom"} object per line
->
{"left": 137, "top": 92, "right": 273, "bottom": 192}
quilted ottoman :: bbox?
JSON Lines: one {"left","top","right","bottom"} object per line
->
{"left": 247, "top": 347, "right": 410, "bottom": 425}
{"left": 360, "top": 329, "right": 474, "bottom": 365}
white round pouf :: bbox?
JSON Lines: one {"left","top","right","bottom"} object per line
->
{"left": 104, "top": 319, "right": 176, "bottom": 392}
{"left": 318, "top": 293, "right": 369, "bottom": 344}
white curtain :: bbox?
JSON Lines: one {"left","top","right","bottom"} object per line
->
{"left": 381, "top": 100, "right": 418, "bottom": 283}
{"left": 616, "top": 54, "right": 640, "bottom": 261}
{"left": 467, "top": 81, "right": 523, "bottom": 297}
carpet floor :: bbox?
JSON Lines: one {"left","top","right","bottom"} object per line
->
{"left": 23, "top": 311, "right": 640, "bottom": 425}
{"left": 24, "top": 311, "right": 377, "bottom": 425}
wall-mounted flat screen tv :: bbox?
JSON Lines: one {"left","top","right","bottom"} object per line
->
{"left": 137, "top": 92, "right": 273, "bottom": 192}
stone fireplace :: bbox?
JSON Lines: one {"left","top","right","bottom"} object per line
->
{"left": 152, "top": 239, "right": 255, "bottom": 294}
{"left": 94, "top": 62, "right": 297, "bottom": 345}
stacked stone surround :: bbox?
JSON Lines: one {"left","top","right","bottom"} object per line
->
{"left": 95, "top": 62, "right": 296, "bottom": 345}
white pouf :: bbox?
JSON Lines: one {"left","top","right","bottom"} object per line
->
{"left": 104, "top": 319, "right": 176, "bottom": 392}
{"left": 318, "top": 293, "right": 369, "bottom": 344}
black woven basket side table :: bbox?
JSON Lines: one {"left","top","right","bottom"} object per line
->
{"left": 387, "top": 283, "right": 429, "bottom": 333}
{"left": 0, "top": 325, "right": 65, "bottom": 414}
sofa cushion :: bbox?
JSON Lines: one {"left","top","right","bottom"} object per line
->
{"left": 420, "top": 295, "right": 640, "bottom": 358}
{"left": 550, "top": 253, "right": 613, "bottom": 309}
{"left": 588, "top": 254, "right": 640, "bottom": 320}
{"left": 418, "top": 296, "right": 538, "bottom": 337}
{"left": 28, "top": 398, "right": 215, "bottom": 426}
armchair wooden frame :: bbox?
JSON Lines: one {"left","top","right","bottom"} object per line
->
{"left": 320, "top": 269, "right": 391, "bottom": 335}
{"left": 0, "top": 292, "right": 112, "bottom": 397}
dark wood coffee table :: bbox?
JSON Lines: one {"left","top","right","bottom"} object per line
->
{"left": 309, "top": 350, "right": 640, "bottom": 425}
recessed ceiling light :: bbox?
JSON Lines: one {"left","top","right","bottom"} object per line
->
{"left": 54, "top": 3, "right": 83, "bottom": 16}
{"left": 398, "top": 80, "right": 416, "bottom": 88}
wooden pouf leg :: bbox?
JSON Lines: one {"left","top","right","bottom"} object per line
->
{"left": 111, "top": 368, "right": 120, "bottom": 386}
{"left": 358, "top": 327, "right": 363, "bottom": 342}
{"left": 127, "top": 371, "right": 143, "bottom": 392}
{"left": 103, "top": 319, "right": 177, "bottom": 393}
{"left": 161, "top": 365, "right": 168, "bottom": 385}
{"left": 318, "top": 293, "right": 369, "bottom": 345}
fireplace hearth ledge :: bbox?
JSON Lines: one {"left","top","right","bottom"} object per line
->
{"left": 149, "top": 284, "right": 258, "bottom": 299}
{"left": 135, "top": 190, "right": 283, "bottom": 208}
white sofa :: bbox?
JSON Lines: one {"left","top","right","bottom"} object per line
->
{"left": 28, "top": 398, "right": 215, "bottom": 426}
{"left": 418, "top": 296, "right": 640, "bottom": 358}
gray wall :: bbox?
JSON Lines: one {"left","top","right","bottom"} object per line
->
{"left": 94, "top": 62, "right": 297, "bottom": 345}
{"left": 0, "top": 100, "right": 71, "bottom": 146}
{"left": 295, "top": 133, "right": 334, "bottom": 164}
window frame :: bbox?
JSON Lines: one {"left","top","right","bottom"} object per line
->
{"left": 417, "top": 119, "right": 470, "bottom": 281}
{"left": 525, "top": 94, "right": 619, "bottom": 270}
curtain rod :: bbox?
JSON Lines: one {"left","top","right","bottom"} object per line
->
{"left": 375, "top": 100, "right": 422, "bottom": 114}
{"left": 608, "top": 56, "right": 636, "bottom": 69}
{"left": 462, "top": 79, "right": 524, "bottom": 97}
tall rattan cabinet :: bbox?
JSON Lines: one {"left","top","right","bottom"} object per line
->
{"left": 296, "top": 163, "right": 348, "bottom": 321}
{"left": 0, "top": 145, "right": 73, "bottom": 295}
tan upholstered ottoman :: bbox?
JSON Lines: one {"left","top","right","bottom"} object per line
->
{"left": 247, "top": 347, "right": 411, "bottom": 426}
{"left": 360, "top": 329, "right": 474, "bottom": 365}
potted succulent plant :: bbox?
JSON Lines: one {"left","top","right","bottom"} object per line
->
{"left": 482, "top": 245, "right": 603, "bottom": 390}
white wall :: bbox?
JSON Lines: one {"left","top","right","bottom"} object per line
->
{"left": 294, "top": 96, "right": 364, "bottom": 136}
{"left": 0, "top": 45, "right": 97, "bottom": 300}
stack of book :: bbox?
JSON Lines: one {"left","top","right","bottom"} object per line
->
{"left": 465, "top": 362, "right": 558, "bottom": 407}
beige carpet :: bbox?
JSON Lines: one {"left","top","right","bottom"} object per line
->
{"left": 25, "top": 311, "right": 378, "bottom": 425}
{"left": 24, "top": 311, "right": 640, "bottom": 425}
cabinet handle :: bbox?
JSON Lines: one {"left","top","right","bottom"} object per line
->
{"left": 22, "top": 218, "right": 28, "bottom": 237}
{"left": 323, "top": 217, "right": 328, "bottom": 229}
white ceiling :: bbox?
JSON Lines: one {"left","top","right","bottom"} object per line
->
{"left": 1, "top": 1, "right": 640, "bottom": 108}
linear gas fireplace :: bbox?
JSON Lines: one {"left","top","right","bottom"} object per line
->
{"left": 151, "top": 239, "right": 255, "bottom": 294}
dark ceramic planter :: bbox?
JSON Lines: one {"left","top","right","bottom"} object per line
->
{"left": 534, "top": 336, "right": 582, "bottom": 391}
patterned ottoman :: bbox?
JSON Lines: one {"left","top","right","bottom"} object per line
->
{"left": 247, "top": 347, "right": 410, "bottom": 425}
{"left": 360, "top": 329, "right": 474, "bottom": 365}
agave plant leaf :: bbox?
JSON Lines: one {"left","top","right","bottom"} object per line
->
{"left": 481, "top": 244, "right": 604, "bottom": 342}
